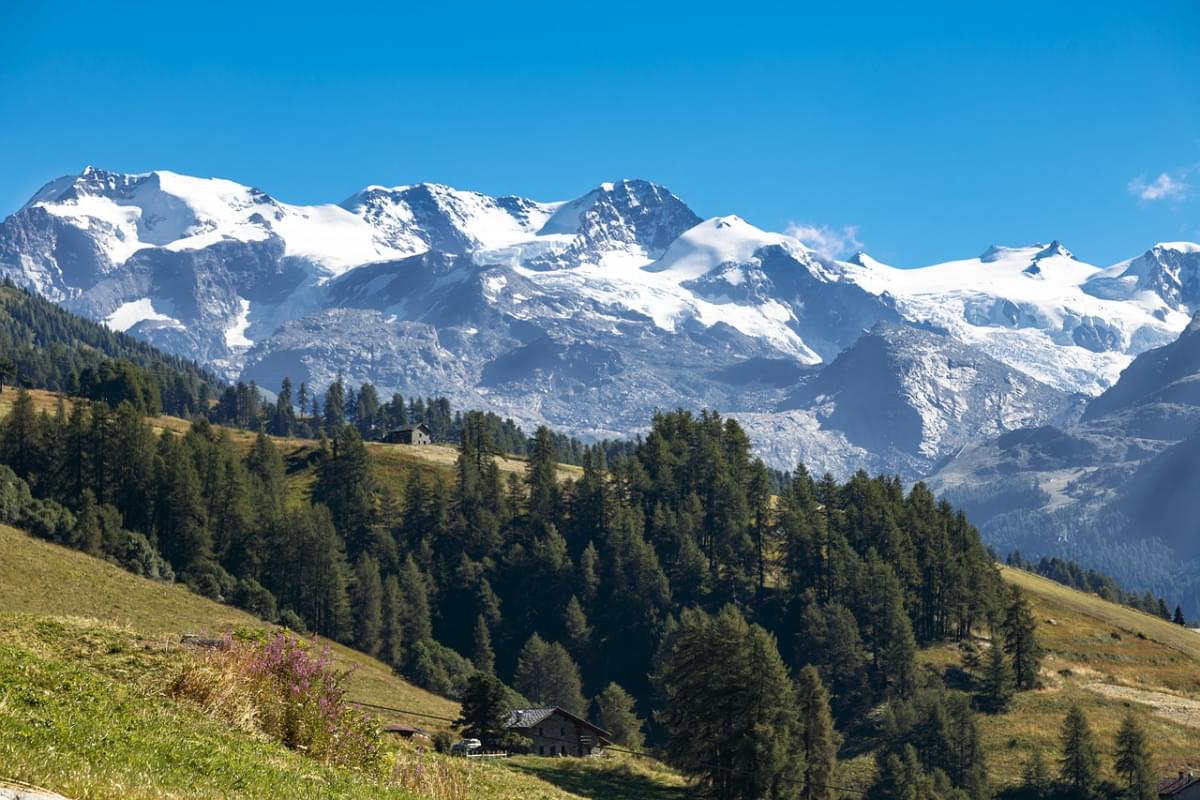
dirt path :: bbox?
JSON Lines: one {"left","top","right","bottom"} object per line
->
{"left": 1086, "top": 682, "right": 1200, "bottom": 730}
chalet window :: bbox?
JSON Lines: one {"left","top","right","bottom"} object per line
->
{"left": 539, "top": 745, "right": 544, "bottom": 755}
{"left": 560, "top": 726, "right": 565, "bottom": 736}
{"left": 537, "top": 727, "right": 543, "bottom": 736}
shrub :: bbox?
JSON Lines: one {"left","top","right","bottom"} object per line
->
{"left": 278, "top": 608, "right": 308, "bottom": 632}
{"left": 113, "top": 530, "right": 174, "bottom": 581}
{"left": 170, "top": 631, "right": 382, "bottom": 769}
{"left": 407, "top": 639, "right": 476, "bottom": 699}
{"left": 432, "top": 731, "right": 454, "bottom": 754}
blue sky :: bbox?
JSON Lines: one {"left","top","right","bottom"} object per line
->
{"left": 1, "top": 1, "right": 1197, "bottom": 265}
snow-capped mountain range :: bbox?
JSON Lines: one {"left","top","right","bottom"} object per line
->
{"left": 3, "top": 166, "right": 1199, "bottom": 477}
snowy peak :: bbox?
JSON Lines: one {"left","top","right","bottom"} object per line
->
{"left": 647, "top": 214, "right": 793, "bottom": 281}
{"left": 1034, "top": 240, "right": 1074, "bottom": 261}
{"left": 1103, "top": 242, "right": 1200, "bottom": 310}
{"left": 14, "top": 166, "right": 401, "bottom": 275}
{"left": 532, "top": 179, "right": 701, "bottom": 267}
{"left": 340, "top": 182, "right": 558, "bottom": 256}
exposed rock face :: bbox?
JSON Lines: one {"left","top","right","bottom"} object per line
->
{"left": 1, "top": 167, "right": 1197, "bottom": 483}
{"left": 927, "top": 313, "right": 1200, "bottom": 615}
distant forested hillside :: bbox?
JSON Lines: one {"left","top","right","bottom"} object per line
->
{"left": 0, "top": 280, "right": 219, "bottom": 415}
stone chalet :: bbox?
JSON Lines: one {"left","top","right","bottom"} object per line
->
{"left": 383, "top": 423, "right": 432, "bottom": 445}
{"left": 1160, "top": 773, "right": 1200, "bottom": 800}
{"left": 504, "top": 707, "right": 613, "bottom": 757}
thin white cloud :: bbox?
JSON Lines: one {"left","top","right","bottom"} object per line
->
{"left": 785, "top": 222, "right": 864, "bottom": 259}
{"left": 1128, "top": 170, "right": 1191, "bottom": 202}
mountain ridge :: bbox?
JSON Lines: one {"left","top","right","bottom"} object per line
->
{"left": 3, "top": 166, "right": 1199, "bottom": 476}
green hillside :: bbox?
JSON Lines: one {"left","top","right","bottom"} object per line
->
{"left": 898, "top": 566, "right": 1200, "bottom": 791}
{"left": 0, "top": 523, "right": 684, "bottom": 799}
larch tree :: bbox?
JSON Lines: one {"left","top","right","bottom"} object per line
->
{"left": 593, "top": 682, "right": 645, "bottom": 750}
{"left": 794, "top": 665, "right": 839, "bottom": 800}
{"left": 1002, "top": 585, "right": 1043, "bottom": 690}
{"left": 1060, "top": 704, "right": 1101, "bottom": 799}
{"left": 351, "top": 553, "right": 383, "bottom": 656}
{"left": 380, "top": 573, "right": 404, "bottom": 668}
{"left": 472, "top": 613, "right": 495, "bottom": 675}
{"left": 513, "top": 634, "right": 586, "bottom": 716}
{"left": 1114, "top": 711, "right": 1155, "bottom": 800}
{"left": 655, "top": 605, "right": 803, "bottom": 800}
{"left": 980, "top": 640, "right": 1015, "bottom": 713}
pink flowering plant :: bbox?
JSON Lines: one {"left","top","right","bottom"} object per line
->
{"left": 171, "top": 630, "right": 382, "bottom": 769}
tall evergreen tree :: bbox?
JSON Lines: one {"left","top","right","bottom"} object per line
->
{"left": 0, "top": 388, "right": 39, "bottom": 480}
{"left": 593, "top": 682, "right": 645, "bottom": 750}
{"left": 472, "top": 613, "right": 495, "bottom": 675}
{"left": 980, "top": 641, "right": 1015, "bottom": 713}
{"left": 513, "top": 634, "right": 587, "bottom": 716}
{"left": 1060, "top": 704, "right": 1101, "bottom": 799}
{"left": 656, "top": 605, "right": 803, "bottom": 800}
{"left": 398, "top": 555, "right": 433, "bottom": 645}
{"left": 380, "top": 573, "right": 404, "bottom": 668}
{"left": 794, "top": 665, "right": 839, "bottom": 800}
{"left": 351, "top": 554, "right": 383, "bottom": 656}
{"left": 323, "top": 377, "right": 346, "bottom": 430}
{"left": 455, "top": 672, "right": 520, "bottom": 749}
{"left": 1022, "top": 750, "right": 1051, "bottom": 800}
{"left": 525, "top": 426, "right": 559, "bottom": 531}
{"left": 1002, "top": 586, "right": 1043, "bottom": 691}
{"left": 1114, "top": 712, "right": 1155, "bottom": 800}
{"left": 1173, "top": 605, "right": 1187, "bottom": 626}
{"left": 71, "top": 488, "right": 103, "bottom": 556}
{"left": 563, "top": 595, "right": 592, "bottom": 658}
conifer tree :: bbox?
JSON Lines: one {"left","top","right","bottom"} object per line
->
{"left": 1002, "top": 586, "right": 1043, "bottom": 690}
{"left": 980, "top": 641, "right": 1015, "bottom": 713}
{"left": 1060, "top": 704, "right": 1101, "bottom": 799}
{"left": 594, "top": 682, "right": 645, "bottom": 750}
{"left": 796, "top": 599, "right": 869, "bottom": 720}
{"left": 0, "top": 388, "right": 39, "bottom": 480}
{"left": 513, "top": 634, "right": 586, "bottom": 716}
{"left": 380, "top": 573, "right": 404, "bottom": 667}
{"left": 563, "top": 595, "right": 592, "bottom": 657}
{"left": 71, "top": 488, "right": 103, "bottom": 555}
{"left": 323, "top": 377, "right": 346, "bottom": 430}
{"left": 155, "top": 435, "right": 212, "bottom": 575}
{"left": 868, "top": 559, "right": 918, "bottom": 700}
{"left": 1022, "top": 750, "right": 1051, "bottom": 800}
{"left": 455, "top": 672, "right": 517, "bottom": 749}
{"left": 472, "top": 613, "right": 495, "bottom": 674}
{"left": 525, "top": 426, "right": 559, "bottom": 529}
{"left": 1155, "top": 598, "right": 1169, "bottom": 620}
{"left": 578, "top": 542, "right": 600, "bottom": 605}
{"left": 656, "top": 605, "right": 803, "bottom": 800}
{"left": 795, "top": 665, "right": 839, "bottom": 800}
{"left": 1114, "top": 712, "right": 1155, "bottom": 800}
{"left": 398, "top": 555, "right": 432, "bottom": 644}
{"left": 352, "top": 554, "right": 383, "bottom": 656}
{"left": 1174, "top": 605, "right": 1187, "bottom": 626}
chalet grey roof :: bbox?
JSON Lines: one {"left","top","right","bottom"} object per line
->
{"left": 397, "top": 422, "right": 431, "bottom": 432}
{"left": 1159, "top": 774, "right": 1200, "bottom": 796}
{"left": 505, "top": 707, "right": 557, "bottom": 729}
{"left": 504, "top": 706, "right": 613, "bottom": 741}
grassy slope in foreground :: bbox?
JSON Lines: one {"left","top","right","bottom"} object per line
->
{"left": 0, "top": 522, "right": 457, "bottom": 730}
{"left": 0, "top": 524, "right": 684, "bottom": 799}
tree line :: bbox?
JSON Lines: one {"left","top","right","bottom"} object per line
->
{"left": 209, "top": 373, "right": 638, "bottom": 467}
{"left": 1006, "top": 551, "right": 1187, "bottom": 627}
{"left": 0, "top": 279, "right": 217, "bottom": 416}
